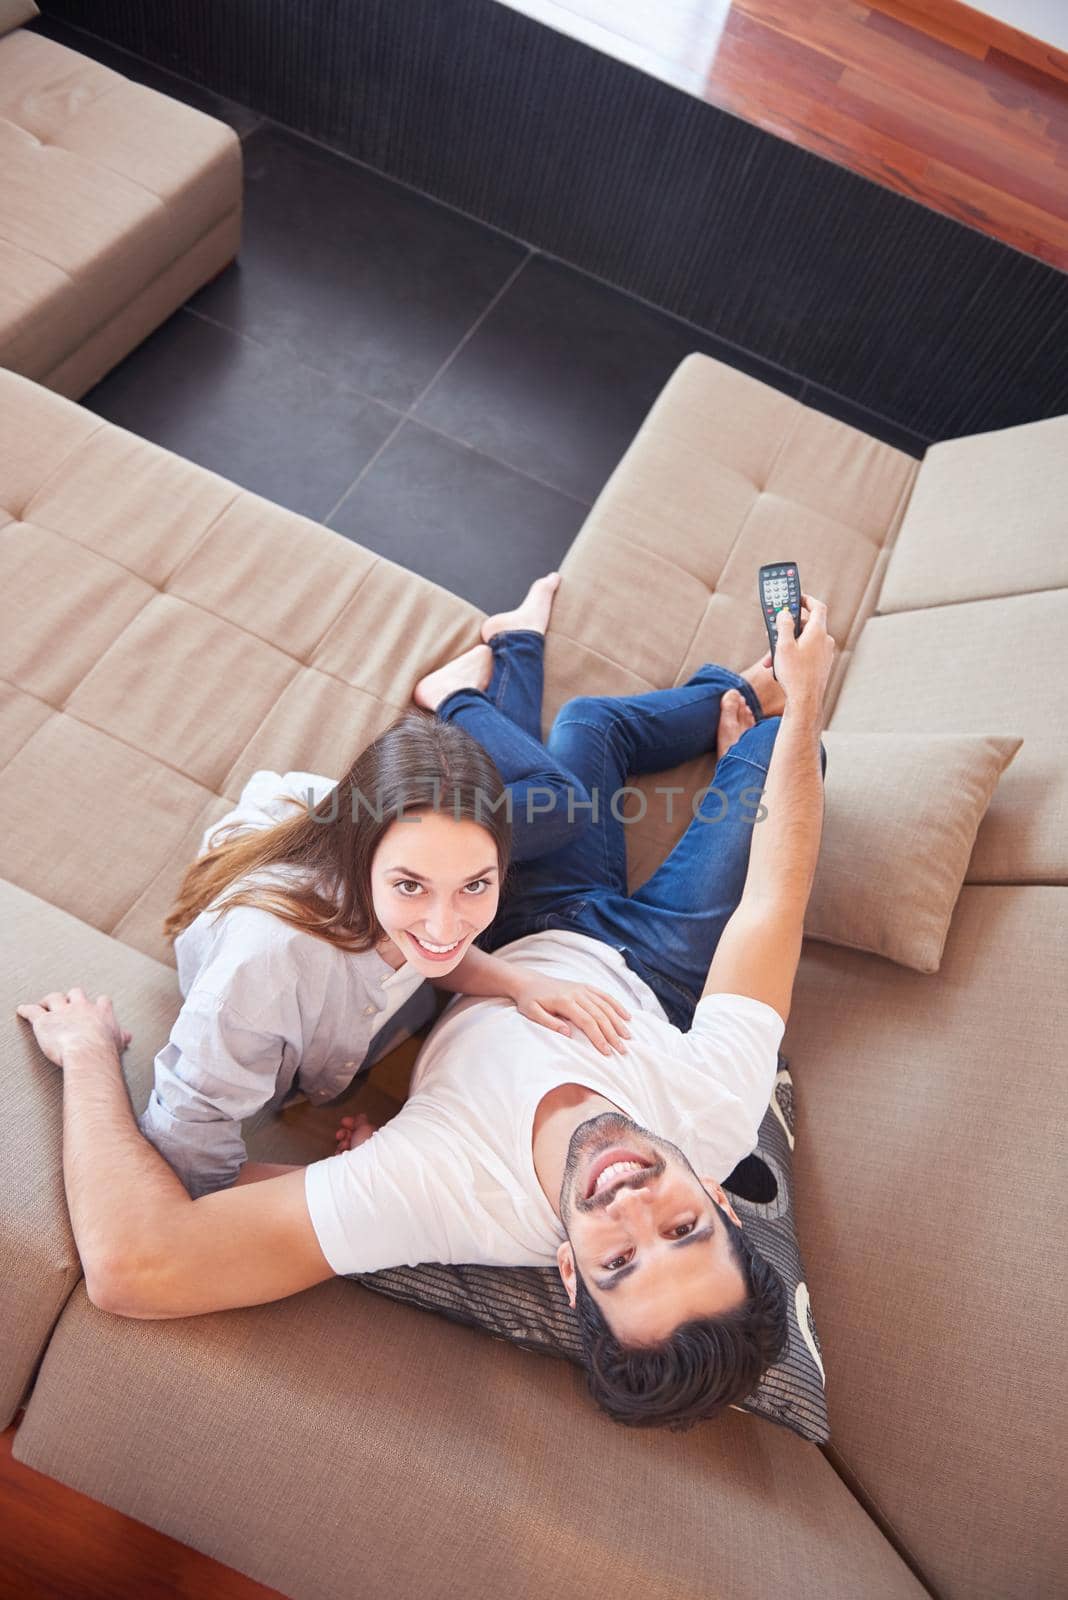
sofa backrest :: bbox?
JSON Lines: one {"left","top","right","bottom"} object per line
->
{"left": 0, "top": 355, "right": 922, "bottom": 965}
{"left": 547, "top": 351, "right": 921, "bottom": 889}
{"left": 829, "top": 411, "right": 1068, "bottom": 883}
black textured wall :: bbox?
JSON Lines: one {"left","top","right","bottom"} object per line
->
{"left": 40, "top": 0, "right": 1068, "bottom": 442}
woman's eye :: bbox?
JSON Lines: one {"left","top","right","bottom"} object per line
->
{"left": 394, "top": 880, "right": 422, "bottom": 896}
{"left": 463, "top": 878, "right": 491, "bottom": 895}
{"left": 605, "top": 1255, "right": 628, "bottom": 1271}
{"left": 671, "top": 1221, "right": 697, "bottom": 1238}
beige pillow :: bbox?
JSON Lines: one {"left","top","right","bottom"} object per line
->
{"left": 0, "top": 1, "right": 39, "bottom": 37}
{"left": 805, "top": 733, "right": 1023, "bottom": 973}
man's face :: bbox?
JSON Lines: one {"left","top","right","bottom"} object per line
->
{"left": 369, "top": 811, "right": 500, "bottom": 977}
{"left": 556, "top": 1110, "right": 747, "bottom": 1346}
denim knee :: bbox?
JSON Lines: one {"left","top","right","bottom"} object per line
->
{"left": 742, "top": 714, "right": 782, "bottom": 753}
{"left": 554, "top": 694, "right": 617, "bottom": 728}
{"left": 525, "top": 763, "right": 591, "bottom": 827}
{"left": 736, "top": 715, "right": 827, "bottom": 778}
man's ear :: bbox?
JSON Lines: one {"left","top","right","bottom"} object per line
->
{"left": 703, "top": 1178, "right": 742, "bottom": 1229}
{"left": 556, "top": 1240, "right": 577, "bottom": 1308}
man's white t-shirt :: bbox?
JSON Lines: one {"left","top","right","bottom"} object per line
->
{"left": 304, "top": 929, "right": 785, "bottom": 1276}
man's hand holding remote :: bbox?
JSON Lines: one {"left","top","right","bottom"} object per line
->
{"left": 763, "top": 593, "right": 835, "bottom": 721}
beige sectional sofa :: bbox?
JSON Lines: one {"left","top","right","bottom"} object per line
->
{"left": 0, "top": 0, "right": 241, "bottom": 397}
{"left": 3, "top": 344, "right": 1065, "bottom": 1599}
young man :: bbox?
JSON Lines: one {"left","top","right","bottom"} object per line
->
{"left": 16, "top": 597, "right": 833, "bottom": 1432}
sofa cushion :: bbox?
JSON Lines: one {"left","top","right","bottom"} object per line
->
{"left": 0, "top": 29, "right": 241, "bottom": 385}
{"left": 13, "top": 1277, "right": 927, "bottom": 1600}
{"left": 787, "top": 885, "right": 1067, "bottom": 1600}
{"left": 805, "top": 732, "right": 1023, "bottom": 971}
{"left": 346, "top": 1062, "right": 830, "bottom": 1444}
{"left": 876, "top": 414, "right": 1068, "bottom": 614}
{"left": 548, "top": 353, "right": 919, "bottom": 712}
{"left": 828, "top": 591, "right": 1067, "bottom": 883}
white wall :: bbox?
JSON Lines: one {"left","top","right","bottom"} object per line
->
{"left": 964, "top": 0, "right": 1068, "bottom": 52}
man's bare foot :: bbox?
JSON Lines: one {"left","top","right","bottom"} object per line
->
{"left": 335, "top": 1112, "right": 379, "bottom": 1153}
{"left": 740, "top": 656, "right": 786, "bottom": 719}
{"left": 716, "top": 690, "right": 755, "bottom": 762}
{"left": 480, "top": 572, "right": 561, "bottom": 643}
{"left": 413, "top": 643, "right": 492, "bottom": 711}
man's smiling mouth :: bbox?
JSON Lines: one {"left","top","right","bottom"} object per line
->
{"left": 586, "top": 1147, "right": 654, "bottom": 1200}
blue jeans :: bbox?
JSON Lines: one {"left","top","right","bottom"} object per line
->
{"left": 442, "top": 632, "right": 827, "bottom": 1031}
{"left": 437, "top": 630, "right": 591, "bottom": 863}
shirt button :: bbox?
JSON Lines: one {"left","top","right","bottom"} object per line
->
{"left": 364, "top": 1004, "right": 375, "bottom": 1016}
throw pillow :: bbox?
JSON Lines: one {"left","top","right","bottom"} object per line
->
{"left": 805, "top": 732, "right": 1022, "bottom": 972}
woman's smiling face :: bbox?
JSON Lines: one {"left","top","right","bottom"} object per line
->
{"left": 369, "top": 809, "right": 502, "bottom": 975}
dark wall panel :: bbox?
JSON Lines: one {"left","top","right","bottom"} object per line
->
{"left": 40, "top": 0, "right": 1068, "bottom": 442}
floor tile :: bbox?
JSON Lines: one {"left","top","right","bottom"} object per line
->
{"left": 412, "top": 253, "right": 807, "bottom": 503}
{"left": 24, "top": 15, "right": 264, "bottom": 140}
{"left": 325, "top": 420, "right": 588, "bottom": 614}
{"left": 186, "top": 124, "right": 529, "bottom": 411}
{"left": 800, "top": 382, "right": 930, "bottom": 459}
{"left": 82, "top": 309, "right": 401, "bottom": 523}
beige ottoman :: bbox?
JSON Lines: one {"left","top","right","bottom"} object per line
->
{"left": 0, "top": 1, "right": 242, "bottom": 397}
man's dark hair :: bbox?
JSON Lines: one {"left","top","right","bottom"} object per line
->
{"left": 572, "top": 1211, "right": 788, "bottom": 1432}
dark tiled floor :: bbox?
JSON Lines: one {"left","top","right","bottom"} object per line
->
{"left": 30, "top": 14, "right": 929, "bottom": 615}
{"left": 85, "top": 308, "right": 401, "bottom": 524}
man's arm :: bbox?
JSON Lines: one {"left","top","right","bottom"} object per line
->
{"left": 16, "top": 989, "right": 335, "bottom": 1320}
{"left": 702, "top": 597, "right": 835, "bottom": 1025}
{"left": 700, "top": 702, "right": 822, "bottom": 1023}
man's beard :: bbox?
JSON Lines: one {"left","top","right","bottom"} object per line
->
{"left": 558, "top": 1110, "right": 704, "bottom": 1228}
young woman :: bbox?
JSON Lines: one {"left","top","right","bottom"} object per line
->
{"left": 139, "top": 574, "right": 632, "bottom": 1199}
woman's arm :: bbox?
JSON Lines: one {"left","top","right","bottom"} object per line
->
{"left": 431, "top": 944, "right": 523, "bottom": 1000}
{"left": 432, "top": 948, "right": 632, "bottom": 1055}
{"left": 139, "top": 985, "right": 287, "bottom": 1199}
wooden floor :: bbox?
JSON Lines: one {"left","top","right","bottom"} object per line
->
{"left": 504, "top": 0, "right": 1068, "bottom": 270}
{"left": 0, "top": 1419, "right": 286, "bottom": 1600}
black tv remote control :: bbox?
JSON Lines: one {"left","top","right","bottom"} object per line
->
{"left": 758, "top": 563, "right": 802, "bottom": 681}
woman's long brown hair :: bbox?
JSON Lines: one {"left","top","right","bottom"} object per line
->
{"left": 162, "top": 710, "right": 511, "bottom": 953}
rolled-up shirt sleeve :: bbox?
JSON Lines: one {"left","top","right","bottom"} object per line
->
{"left": 137, "top": 987, "right": 287, "bottom": 1199}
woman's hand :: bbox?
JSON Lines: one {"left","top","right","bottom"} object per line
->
{"left": 512, "top": 974, "right": 632, "bottom": 1056}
